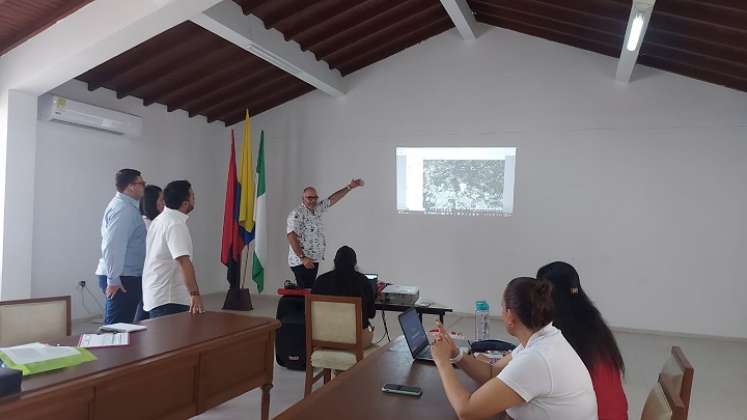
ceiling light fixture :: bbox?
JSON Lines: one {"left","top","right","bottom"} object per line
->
{"left": 626, "top": 13, "right": 645, "bottom": 52}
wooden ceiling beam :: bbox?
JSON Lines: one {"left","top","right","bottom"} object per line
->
{"left": 338, "top": 17, "right": 454, "bottom": 75}
{"left": 234, "top": 0, "right": 270, "bottom": 15}
{"left": 295, "top": 0, "right": 412, "bottom": 52}
{"left": 319, "top": 3, "right": 446, "bottom": 66}
{"left": 473, "top": 0, "right": 746, "bottom": 56}
{"left": 219, "top": 83, "right": 315, "bottom": 125}
{"left": 476, "top": 12, "right": 621, "bottom": 58}
{"left": 0, "top": 0, "right": 94, "bottom": 56}
{"left": 182, "top": 64, "right": 278, "bottom": 115}
{"left": 80, "top": 24, "right": 203, "bottom": 92}
{"left": 202, "top": 72, "right": 297, "bottom": 120}
{"left": 192, "top": 0, "right": 344, "bottom": 96}
{"left": 475, "top": 3, "right": 745, "bottom": 88}
{"left": 608, "top": 0, "right": 747, "bottom": 15}
{"left": 471, "top": 0, "right": 627, "bottom": 31}
{"left": 113, "top": 35, "right": 221, "bottom": 99}
{"left": 279, "top": 0, "right": 358, "bottom": 42}
{"left": 475, "top": 7, "right": 623, "bottom": 45}
{"left": 141, "top": 43, "right": 236, "bottom": 106}
{"left": 471, "top": 0, "right": 629, "bottom": 22}
{"left": 161, "top": 58, "right": 257, "bottom": 110}
{"left": 261, "top": 0, "right": 317, "bottom": 30}
{"left": 639, "top": 54, "right": 747, "bottom": 91}
{"left": 642, "top": 40, "right": 747, "bottom": 81}
{"left": 644, "top": 29, "right": 747, "bottom": 68}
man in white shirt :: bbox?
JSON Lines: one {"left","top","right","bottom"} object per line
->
{"left": 142, "top": 180, "right": 204, "bottom": 318}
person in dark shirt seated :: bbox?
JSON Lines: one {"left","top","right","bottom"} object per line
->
{"left": 312, "top": 246, "right": 376, "bottom": 346}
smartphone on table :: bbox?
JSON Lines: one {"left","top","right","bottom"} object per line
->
{"left": 381, "top": 383, "right": 423, "bottom": 397}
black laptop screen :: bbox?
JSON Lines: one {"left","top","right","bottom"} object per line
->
{"left": 399, "top": 309, "right": 428, "bottom": 355}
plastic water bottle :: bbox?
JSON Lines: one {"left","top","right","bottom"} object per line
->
{"left": 475, "top": 300, "right": 490, "bottom": 341}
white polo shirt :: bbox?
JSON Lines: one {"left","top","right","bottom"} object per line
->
{"left": 497, "top": 323, "right": 598, "bottom": 420}
{"left": 142, "top": 208, "right": 193, "bottom": 312}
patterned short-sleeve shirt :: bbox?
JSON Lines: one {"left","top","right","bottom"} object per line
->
{"left": 287, "top": 199, "right": 330, "bottom": 266}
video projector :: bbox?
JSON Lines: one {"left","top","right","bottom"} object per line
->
{"left": 381, "top": 284, "right": 420, "bottom": 306}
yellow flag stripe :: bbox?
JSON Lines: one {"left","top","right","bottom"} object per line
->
{"left": 238, "top": 110, "right": 255, "bottom": 234}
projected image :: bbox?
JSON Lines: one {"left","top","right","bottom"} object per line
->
{"left": 397, "top": 147, "right": 516, "bottom": 216}
{"left": 423, "top": 160, "right": 505, "bottom": 213}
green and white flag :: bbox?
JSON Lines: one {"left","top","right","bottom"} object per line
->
{"left": 251, "top": 131, "right": 266, "bottom": 293}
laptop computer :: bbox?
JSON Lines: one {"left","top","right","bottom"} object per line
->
{"left": 398, "top": 308, "right": 434, "bottom": 361}
{"left": 398, "top": 308, "right": 471, "bottom": 363}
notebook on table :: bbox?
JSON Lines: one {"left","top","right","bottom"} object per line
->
{"left": 98, "top": 323, "right": 147, "bottom": 333}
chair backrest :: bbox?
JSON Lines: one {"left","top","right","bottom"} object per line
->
{"left": 305, "top": 294, "right": 363, "bottom": 361}
{"left": 0, "top": 296, "right": 71, "bottom": 347}
{"left": 641, "top": 382, "right": 673, "bottom": 420}
{"left": 659, "top": 346, "right": 694, "bottom": 420}
{"left": 641, "top": 346, "right": 694, "bottom": 420}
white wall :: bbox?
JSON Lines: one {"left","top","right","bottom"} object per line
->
{"left": 0, "top": 0, "right": 223, "bottom": 304}
{"left": 0, "top": 91, "right": 8, "bottom": 297}
{"left": 32, "top": 80, "right": 227, "bottom": 320}
{"left": 237, "top": 27, "right": 747, "bottom": 339}
{"left": 0, "top": 90, "right": 37, "bottom": 300}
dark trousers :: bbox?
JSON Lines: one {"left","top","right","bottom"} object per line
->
{"left": 97, "top": 275, "right": 144, "bottom": 325}
{"left": 291, "top": 263, "right": 319, "bottom": 289}
{"left": 149, "top": 303, "right": 190, "bottom": 318}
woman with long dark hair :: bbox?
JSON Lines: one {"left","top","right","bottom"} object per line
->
{"left": 134, "top": 184, "right": 163, "bottom": 322}
{"left": 140, "top": 184, "right": 164, "bottom": 230}
{"left": 537, "top": 262, "right": 627, "bottom": 420}
{"left": 431, "top": 277, "right": 597, "bottom": 420}
{"left": 311, "top": 246, "right": 376, "bottom": 345}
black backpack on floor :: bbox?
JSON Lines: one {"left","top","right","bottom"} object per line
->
{"left": 275, "top": 295, "right": 306, "bottom": 371}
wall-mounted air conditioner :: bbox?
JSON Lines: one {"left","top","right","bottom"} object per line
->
{"left": 38, "top": 95, "right": 143, "bottom": 137}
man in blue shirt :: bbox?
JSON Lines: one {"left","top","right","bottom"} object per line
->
{"left": 95, "top": 169, "right": 147, "bottom": 324}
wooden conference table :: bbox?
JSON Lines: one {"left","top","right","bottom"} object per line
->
{"left": 275, "top": 336, "right": 478, "bottom": 420}
{"left": 0, "top": 311, "right": 280, "bottom": 420}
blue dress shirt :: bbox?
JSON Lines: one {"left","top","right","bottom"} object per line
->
{"left": 95, "top": 192, "right": 146, "bottom": 286}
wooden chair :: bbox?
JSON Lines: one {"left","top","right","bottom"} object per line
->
{"left": 304, "top": 294, "right": 378, "bottom": 397}
{"left": 0, "top": 296, "right": 71, "bottom": 346}
{"left": 641, "top": 346, "right": 694, "bottom": 420}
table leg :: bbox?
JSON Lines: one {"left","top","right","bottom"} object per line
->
{"left": 418, "top": 312, "right": 423, "bottom": 323}
{"left": 380, "top": 310, "right": 391, "bottom": 342}
{"left": 261, "top": 383, "right": 273, "bottom": 420}
{"left": 439, "top": 313, "right": 444, "bottom": 324}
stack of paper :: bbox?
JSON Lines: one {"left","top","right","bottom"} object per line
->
{"left": 98, "top": 323, "right": 147, "bottom": 333}
{"left": 0, "top": 343, "right": 79, "bottom": 365}
{"left": 79, "top": 333, "right": 129, "bottom": 348}
{"left": 0, "top": 342, "right": 96, "bottom": 376}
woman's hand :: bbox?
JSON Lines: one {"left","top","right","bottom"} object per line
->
{"left": 435, "top": 321, "right": 459, "bottom": 358}
{"left": 431, "top": 333, "right": 454, "bottom": 366}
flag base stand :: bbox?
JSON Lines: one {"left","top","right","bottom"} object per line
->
{"left": 222, "top": 288, "right": 254, "bottom": 311}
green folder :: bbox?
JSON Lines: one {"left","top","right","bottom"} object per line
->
{"left": 0, "top": 347, "right": 97, "bottom": 376}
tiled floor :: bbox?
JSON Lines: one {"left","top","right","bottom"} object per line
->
{"left": 73, "top": 293, "right": 747, "bottom": 419}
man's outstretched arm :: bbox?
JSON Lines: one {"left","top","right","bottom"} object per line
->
{"left": 328, "top": 178, "right": 364, "bottom": 206}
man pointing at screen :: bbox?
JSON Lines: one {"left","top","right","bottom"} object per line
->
{"left": 286, "top": 179, "right": 364, "bottom": 289}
